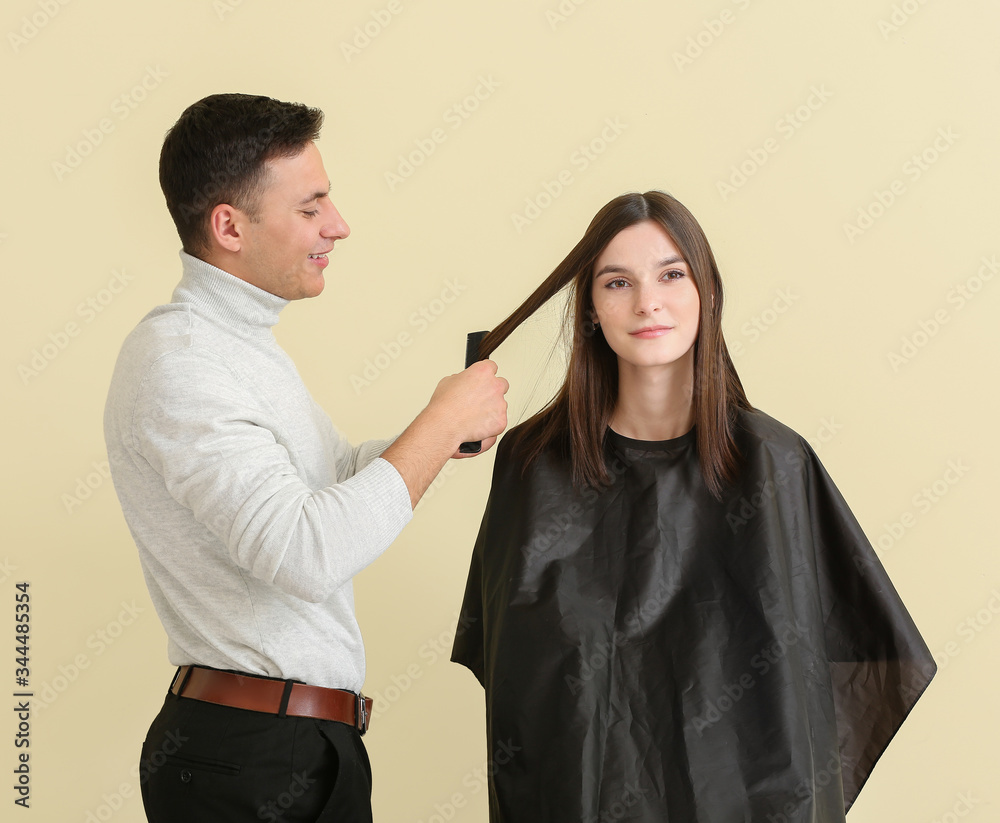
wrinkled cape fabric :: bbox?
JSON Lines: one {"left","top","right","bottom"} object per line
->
{"left": 452, "top": 410, "right": 935, "bottom": 822}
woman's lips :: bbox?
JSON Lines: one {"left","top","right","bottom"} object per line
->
{"left": 630, "top": 325, "right": 672, "bottom": 338}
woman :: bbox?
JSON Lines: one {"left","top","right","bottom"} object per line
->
{"left": 451, "top": 191, "right": 935, "bottom": 822}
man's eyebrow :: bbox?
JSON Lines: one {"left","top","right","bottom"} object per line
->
{"left": 595, "top": 256, "right": 686, "bottom": 277}
{"left": 296, "top": 183, "right": 331, "bottom": 206}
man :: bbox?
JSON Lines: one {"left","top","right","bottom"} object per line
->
{"left": 104, "top": 93, "right": 508, "bottom": 822}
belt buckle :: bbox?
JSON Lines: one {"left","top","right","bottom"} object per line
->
{"left": 355, "top": 692, "right": 369, "bottom": 736}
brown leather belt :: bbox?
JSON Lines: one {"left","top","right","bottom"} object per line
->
{"left": 170, "top": 665, "right": 371, "bottom": 735}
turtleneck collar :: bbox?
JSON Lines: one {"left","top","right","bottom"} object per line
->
{"left": 172, "top": 251, "right": 289, "bottom": 336}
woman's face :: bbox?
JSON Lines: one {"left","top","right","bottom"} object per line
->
{"left": 590, "top": 220, "right": 701, "bottom": 375}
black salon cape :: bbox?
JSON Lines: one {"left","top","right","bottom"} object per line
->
{"left": 452, "top": 410, "right": 934, "bottom": 822}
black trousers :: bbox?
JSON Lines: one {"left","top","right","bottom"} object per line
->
{"left": 139, "top": 690, "right": 373, "bottom": 822}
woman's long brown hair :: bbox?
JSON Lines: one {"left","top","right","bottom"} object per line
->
{"left": 480, "top": 191, "right": 751, "bottom": 500}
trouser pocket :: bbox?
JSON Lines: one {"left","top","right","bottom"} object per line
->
{"left": 140, "top": 692, "right": 345, "bottom": 823}
{"left": 163, "top": 752, "right": 242, "bottom": 776}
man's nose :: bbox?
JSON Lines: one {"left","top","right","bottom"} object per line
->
{"left": 323, "top": 202, "right": 350, "bottom": 239}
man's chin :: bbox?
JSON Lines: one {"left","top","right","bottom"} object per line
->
{"left": 308, "top": 277, "right": 325, "bottom": 298}
{"left": 293, "top": 274, "right": 325, "bottom": 300}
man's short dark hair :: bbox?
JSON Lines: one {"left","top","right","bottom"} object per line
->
{"left": 159, "top": 93, "right": 324, "bottom": 256}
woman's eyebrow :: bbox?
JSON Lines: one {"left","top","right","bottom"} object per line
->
{"left": 595, "top": 256, "right": 686, "bottom": 278}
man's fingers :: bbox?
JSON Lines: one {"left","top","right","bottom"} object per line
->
{"left": 452, "top": 435, "right": 498, "bottom": 459}
{"left": 466, "top": 358, "right": 498, "bottom": 377}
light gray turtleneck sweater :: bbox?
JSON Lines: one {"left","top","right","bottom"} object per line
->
{"left": 104, "top": 252, "right": 412, "bottom": 691}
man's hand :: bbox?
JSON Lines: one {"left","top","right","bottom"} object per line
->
{"left": 381, "top": 361, "right": 508, "bottom": 508}
{"left": 425, "top": 360, "right": 508, "bottom": 449}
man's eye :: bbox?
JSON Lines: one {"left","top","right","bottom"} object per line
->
{"left": 303, "top": 210, "right": 319, "bottom": 217}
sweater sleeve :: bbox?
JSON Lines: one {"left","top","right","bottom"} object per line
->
{"left": 129, "top": 347, "right": 412, "bottom": 603}
{"left": 318, "top": 408, "right": 397, "bottom": 481}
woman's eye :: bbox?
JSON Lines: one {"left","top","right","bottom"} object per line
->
{"left": 663, "top": 269, "right": 686, "bottom": 280}
{"left": 607, "top": 278, "right": 629, "bottom": 289}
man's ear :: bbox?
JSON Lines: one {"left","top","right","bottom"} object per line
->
{"left": 209, "top": 203, "right": 244, "bottom": 253}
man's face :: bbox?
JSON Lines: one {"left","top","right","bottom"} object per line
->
{"left": 234, "top": 141, "right": 350, "bottom": 300}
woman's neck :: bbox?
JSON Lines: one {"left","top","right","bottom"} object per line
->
{"left": 610, "top": 355, "right": 695, "bottom": 441}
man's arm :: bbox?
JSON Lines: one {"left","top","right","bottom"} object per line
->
{"left": 126, "top": 348, "right": 413, "bottom": 603}
{"left": 124, "top": 351, "right": 506, "bottom": 601}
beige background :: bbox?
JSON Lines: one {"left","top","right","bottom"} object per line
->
{"left": 3, "top": 0, "right": 997, "bottom": 820}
